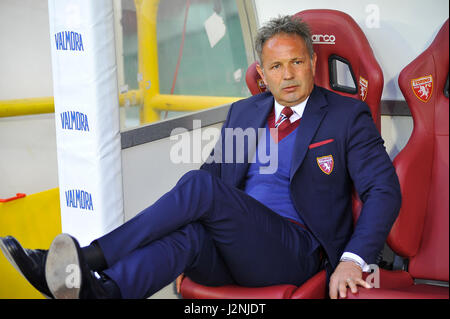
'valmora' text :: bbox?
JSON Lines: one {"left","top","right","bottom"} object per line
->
{"left": 54, "top": 31, "right": 84, "bottom": 51}
{"left": 60, "top": 111, "right": 90, "bottom": 131}
{"left": 65, "top": 190, "right": 94, "bottom": 211}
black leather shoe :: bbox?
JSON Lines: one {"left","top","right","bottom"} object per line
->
{"left": 45, "top": 234, "right": 121, "bottom": 299}
{"left": 0, "top": 236, "right": 53, "bottom": 298}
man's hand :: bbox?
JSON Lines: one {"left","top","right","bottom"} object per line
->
{"left": 329, "top": 260, "right": 372, "bottom": 299}
{"left": 176, "top": 273, "right": 185, "bottom": 294}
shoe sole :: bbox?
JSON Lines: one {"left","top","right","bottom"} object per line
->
{"left": 45, "top": 234, "right": 81, "bottom": 299}
{"left": 0, "top": 237, "right": 52, "bottom": 299}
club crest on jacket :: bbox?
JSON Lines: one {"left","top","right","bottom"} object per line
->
{"left": 317, "top": 155, "right": 334, "bottom": 175}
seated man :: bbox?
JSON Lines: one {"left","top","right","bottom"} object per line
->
{"left": 0, "top": 15, "right": 401, "bottom": 299}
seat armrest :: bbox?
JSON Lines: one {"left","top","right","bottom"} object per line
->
{"left": 290, "top": 270, "right": 327, "bottom": 299}
{"left": 180, "top": 277, "right": 297, "bottom": 299}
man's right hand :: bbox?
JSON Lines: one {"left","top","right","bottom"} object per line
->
{"left": 329, "top": 260, "right": 372, "bottom": 299}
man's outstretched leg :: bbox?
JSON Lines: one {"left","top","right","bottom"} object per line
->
{"left": 93, "top": 222, "right": 235, "bottom": 299}
{"left": 2, "top": 170, "right": 321, "bottom": 298}
{"left": 84, "top": 170, "right": 321, "bottom": 297}
{"left": 44, "top": 222, "right": 234, "bottom": 299}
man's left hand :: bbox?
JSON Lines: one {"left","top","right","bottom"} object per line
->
{"left": 329, "top": 261, "right": 372, "bottom": 299}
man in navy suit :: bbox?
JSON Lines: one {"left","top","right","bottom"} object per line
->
{"left": 0, "top": 15, "right": 400, "bottom": 299}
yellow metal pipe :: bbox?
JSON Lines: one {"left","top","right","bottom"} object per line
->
{"left": 0, "top": 91, "right": 241, "bottom": 117}
{"left": 135, "top": 0, "right": 161, "bottom": 124}
{"left": 0, "top": 90, "right": 143, "bottom": 118}
{"left": 0, "top": 97, "right": 54, "bottom": 117}
{"left": 149, "top": 94, "right": 242, "bottom": 112}
{"left": 118, "top": 89, "right": 143, "bottom": 107}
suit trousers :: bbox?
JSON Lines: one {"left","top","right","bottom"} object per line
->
{"left": 96, "top": 170, "right": 322, "bottom": 298}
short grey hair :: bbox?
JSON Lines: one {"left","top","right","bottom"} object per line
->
{"left": 255, "top": 15, "right": 314, "bottom": 65}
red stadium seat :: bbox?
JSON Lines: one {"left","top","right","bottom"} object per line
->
{"left": 181, "top": 9, "right": 384, "bottom": 300}
{"left": 348, "top": 19, "right": 449, "bottom": 299}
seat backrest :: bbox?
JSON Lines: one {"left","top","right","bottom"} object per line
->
{"left": 245, "top": 10, "right": 383, "bottom": 132}
{"left": 387, "top": 20, "right": 449, "bottom": 282}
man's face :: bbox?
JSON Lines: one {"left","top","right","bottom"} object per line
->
{"left": 256, "top": 33, "right": 317, "bottom": 107}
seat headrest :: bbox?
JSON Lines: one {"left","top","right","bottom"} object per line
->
{"left": 295, "top": 9, "right": 383, "bottom": 130}
{"left": 397, "top": 19, "right": 449, "bottom": 135}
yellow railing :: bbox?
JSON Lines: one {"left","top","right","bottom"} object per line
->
{"left": 0, "top": 0, "right": 243, "bottom": 123}
{"left": 0, "top": 97, "right": 54, "bottom": 117}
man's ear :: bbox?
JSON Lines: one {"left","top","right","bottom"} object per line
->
{"left": 311, "top": 52, "right": 318, "bottom": 78}
{"left": 256, "top": 63, "right": 267, "bottom": 85}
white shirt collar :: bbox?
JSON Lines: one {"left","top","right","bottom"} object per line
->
{"left": 274, "top": 96, "right": 310, "bottom": 123}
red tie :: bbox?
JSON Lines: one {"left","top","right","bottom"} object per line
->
{"left": 275, "top": 107, "right": 294, "bottom": 131}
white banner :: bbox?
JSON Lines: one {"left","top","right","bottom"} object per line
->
{"left": 48, "top": 0, "right": 124, "bottom": 246}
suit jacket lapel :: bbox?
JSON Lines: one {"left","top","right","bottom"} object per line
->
{"left": 290, "top": 86, "right": 329, "bottom": 180}
{"left": 232, "top": 94, "right": 274, "bottom": 187}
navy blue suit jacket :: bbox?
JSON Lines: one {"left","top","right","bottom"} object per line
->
{"left": 201, "top": 85, "right": 401, "bottom": 271}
